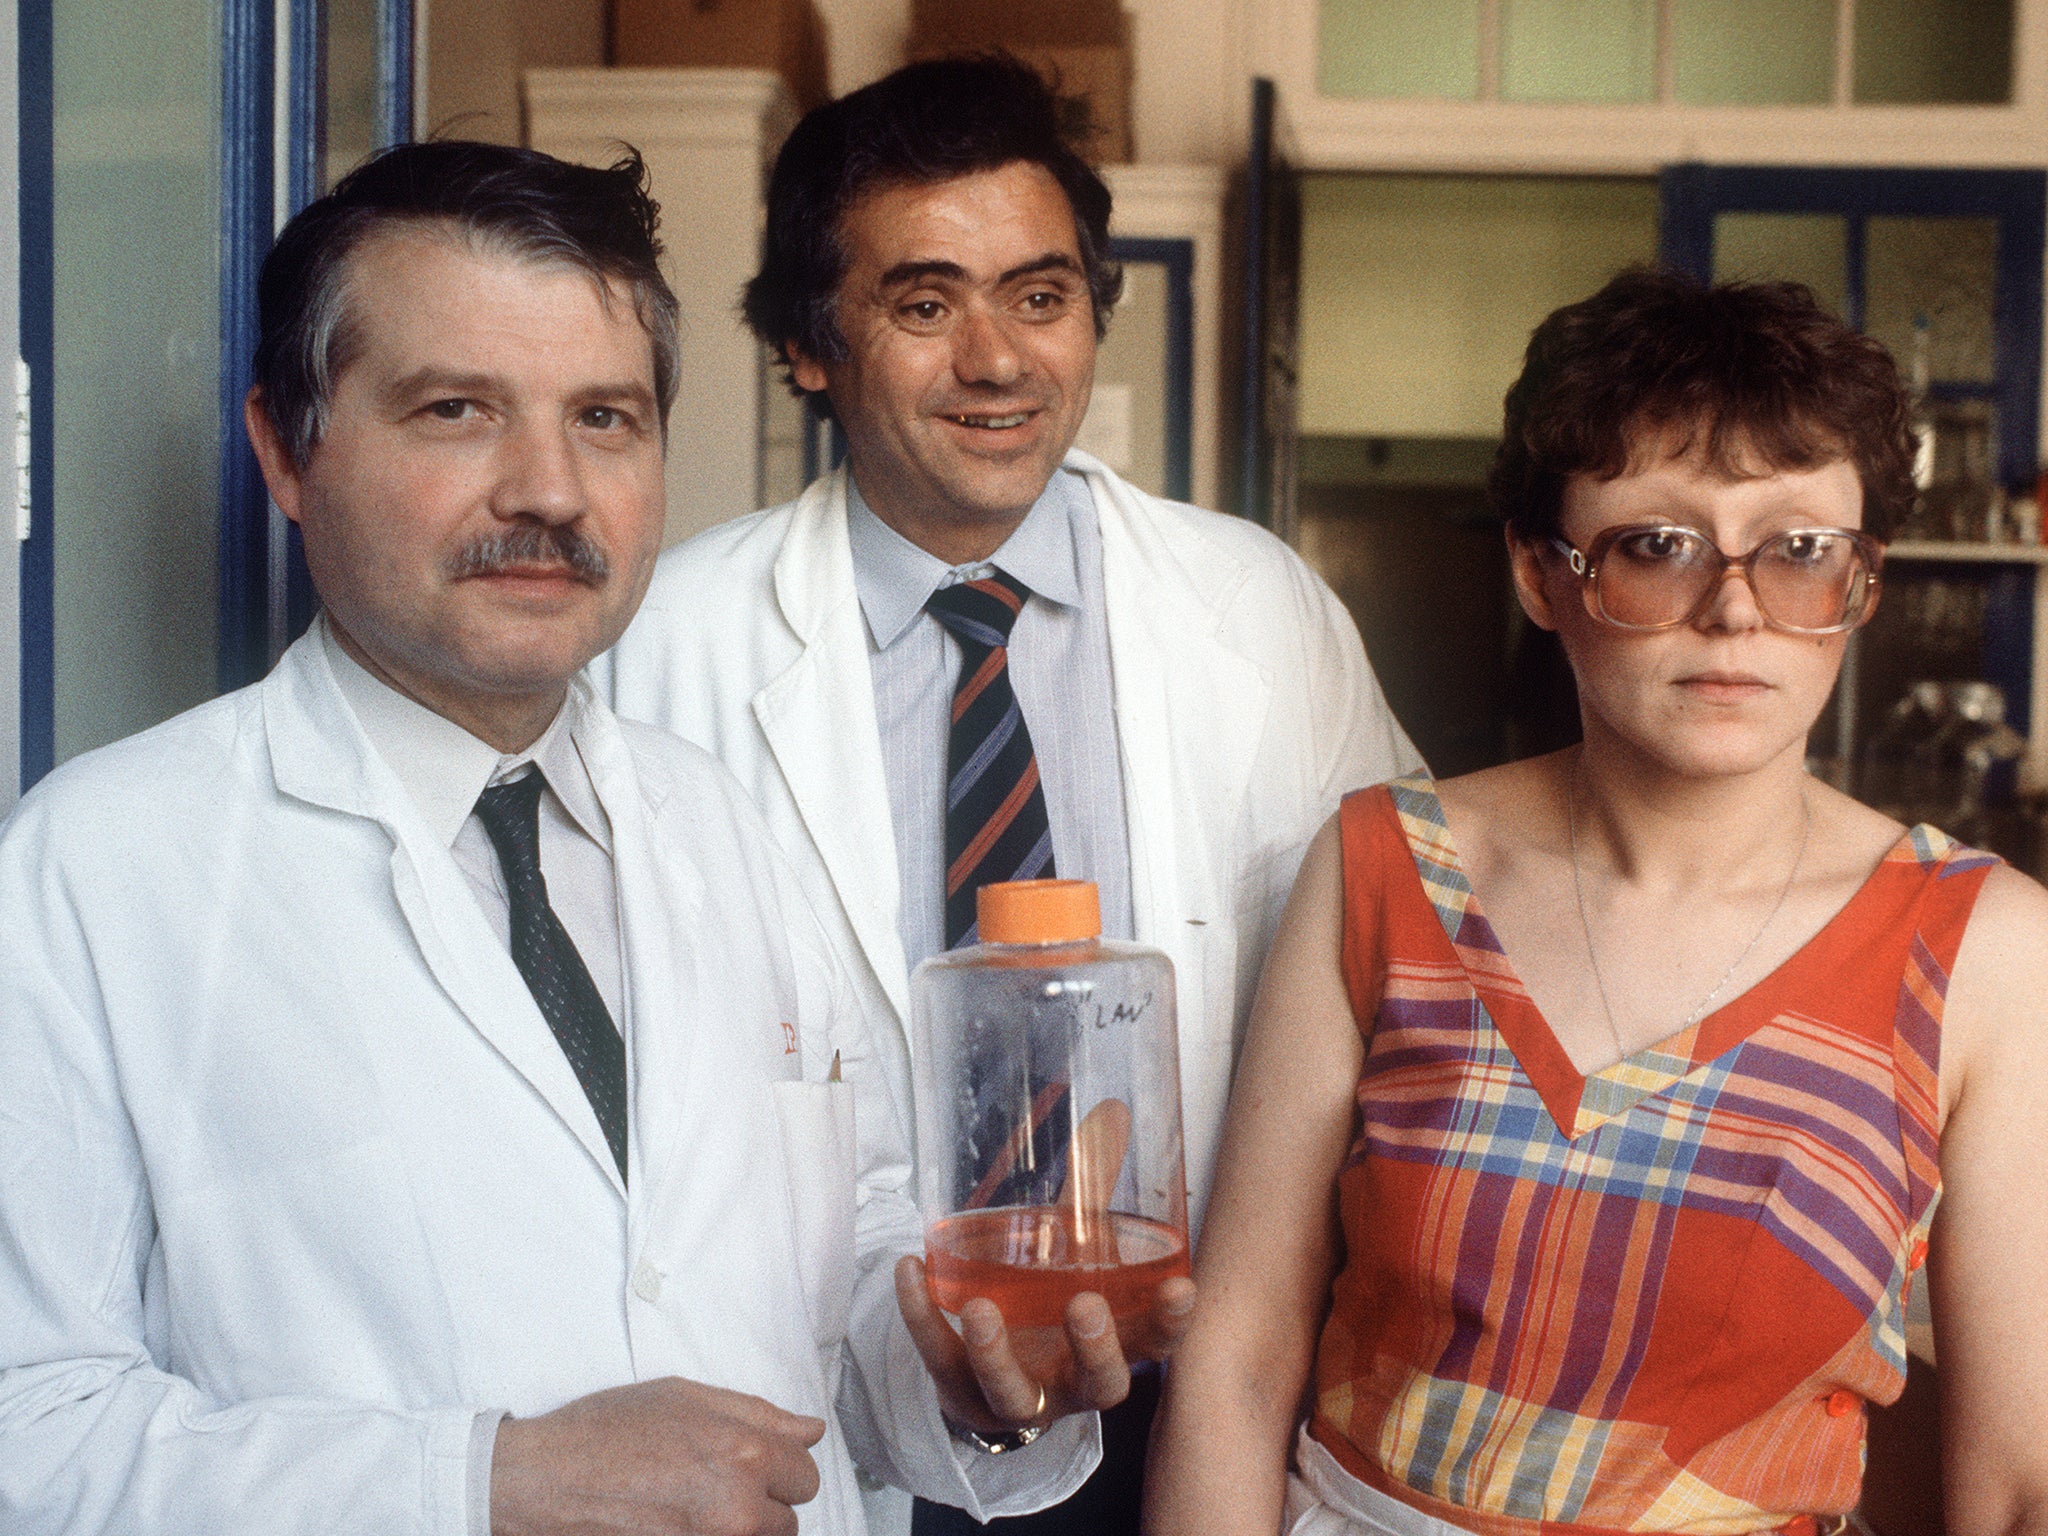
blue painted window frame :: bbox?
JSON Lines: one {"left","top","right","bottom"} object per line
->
{"left": 219, "top": 0, "right": 413, "bottom": 694}
{"left": 1108, "top": 235, "right": 1195, "bottom": 505}
{"left": 217, "top": 0, "right": 279, "bottom": 693}
{"left": 17, "top": 0, "right": 412, "bottom": 788}
{"left": 1659, "top": 164, "right": 2045, "bottom": 489}
{"left": 1661, "top": 164, "right": 2048, "bottom": 738}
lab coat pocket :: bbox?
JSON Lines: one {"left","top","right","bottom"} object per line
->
{"left": 771, "top": 1079, "right": 858, "bottom": 1353}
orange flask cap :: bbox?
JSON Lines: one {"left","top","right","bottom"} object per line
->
{"left": 977, "top": 879, "right": 1102, "bottom": 945}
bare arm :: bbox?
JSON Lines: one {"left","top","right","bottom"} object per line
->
{"left": 1144, "top": 818, "right": 1367, "bottom": 1535}
{"left": 1929, "top": 865, "right": 2048, "bottom": 1536}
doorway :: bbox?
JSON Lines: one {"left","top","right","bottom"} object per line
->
{"left": 1294, "top": 171, "right": 1658, "bottom": 775}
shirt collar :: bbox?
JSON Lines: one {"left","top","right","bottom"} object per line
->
{"left": 844, "top": 468, "right": 1089, "bottom": 651}
{"left": 319, "top": 616, "right": 611, "bottom": 852}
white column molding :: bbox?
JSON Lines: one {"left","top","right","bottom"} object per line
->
{"left": 525, "top": 67, "right": 797, "bottom": 546}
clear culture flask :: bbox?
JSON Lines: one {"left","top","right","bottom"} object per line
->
{"left": 910, "top": 880, "right": 1188, "bottom": 1348}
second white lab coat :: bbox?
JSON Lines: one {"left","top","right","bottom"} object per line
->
{"left": 0, "top": 632, "right": 1092, "bottom": 1535}
{"left": 603, "top": 452, "right": 1422, "bottom": 1232}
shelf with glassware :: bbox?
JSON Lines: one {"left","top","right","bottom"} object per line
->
{"left": 1827, "top": 357, "right": 2048, "bottom": 872}
{"left": 1842, "top": 535, "right": 2048, "bottom": 877}
{"left": 1829, "top": 296, "right": 2031, "bottom": 874}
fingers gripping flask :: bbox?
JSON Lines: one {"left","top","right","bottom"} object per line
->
{"left": 910, "top": 880, "right": 1189, "bottom": 1346}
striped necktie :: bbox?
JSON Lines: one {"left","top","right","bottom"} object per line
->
{"left": 472, "top": 769, "right": 629, "bottom": 1182}
{"left": 925, "top": 569, "right": 1056, "bottom": 948}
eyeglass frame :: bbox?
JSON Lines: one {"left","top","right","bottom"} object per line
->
{"left": 1544, "top": 522, "right": 1886, "bottom": 635}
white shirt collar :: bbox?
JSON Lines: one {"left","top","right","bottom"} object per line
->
{"left": 318, "top": 615, "right": 611, "bottom": 852}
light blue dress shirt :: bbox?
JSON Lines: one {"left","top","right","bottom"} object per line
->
{"left": 846, "top": 469, "right": 1134, "bottom": 973}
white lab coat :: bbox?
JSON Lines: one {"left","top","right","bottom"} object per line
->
{"left": 0, "top": 632, "right": 1092, "bottom": 1536}
{"left": 602, "top": 451, "right": 1422, "bottom": 1233}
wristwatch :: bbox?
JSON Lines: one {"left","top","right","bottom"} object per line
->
{"left": 951, "top": 1383, "right": 1050, "bottom": 1455}
{"left": 952, "top": 1420, "right": 1048, "bottom": 1455}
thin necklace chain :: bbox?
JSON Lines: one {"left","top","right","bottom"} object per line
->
{"left": 1567, "top": 759, "right": 1813, "bottom": 1063}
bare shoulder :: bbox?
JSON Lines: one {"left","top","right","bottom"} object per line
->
{"left": 1431, "top": 755, "right": 1568, "bottom": 883}
{"left": 1950, "top": 860, "right": 2048, "bottom": 996}
{"left": 1287, "top": 810, "right": 1346, "bottom": 918}
{"left": 1433, "top": 756, "right": 1557, "bottom": 825}
{"left": 1941, "top": 859, "right": 2048, "bottom": 1119}
{"left": 1799, "top": 777, "right": 1910, "bottom": 885}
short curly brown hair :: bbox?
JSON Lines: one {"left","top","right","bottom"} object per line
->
{"left": 1489, "top": 266, "right": 1916, "bottom": 542}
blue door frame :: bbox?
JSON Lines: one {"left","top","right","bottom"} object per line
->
{"left": 17, "top": 0, "right": 53, "bottom": 789}
{"left": 1237, "top": 76, "right": 1303, "bottom": 531}
{"left": 222, "top": 0, "right": 414, "bottom": 694}
{"left": 1110, "top": 234, "right": 1195, "bottom": 504}
{"left": 17, "top": 0, "right": 414, "bottom": 791}
{"left": 217, "top": 0, "right": 280, "bottom": 694}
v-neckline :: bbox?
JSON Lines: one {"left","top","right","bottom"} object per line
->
{"left": 1384, "top": 776, "right": 1923, "bottom": 1142}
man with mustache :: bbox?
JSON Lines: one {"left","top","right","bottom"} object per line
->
{"left": 602, "top": 57, "right": 1421, "bottom": 1536}
{"left": 0, "top": 140, "right": 1146, "bottom": 1535}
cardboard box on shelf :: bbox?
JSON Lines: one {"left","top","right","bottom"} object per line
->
{"left": 907, "top": 2, "right": 1134, "bottom": 163}
{"left": 911, "top": 0, "right": 1127, "bottom": 48}
{"left": 612, "top": 0, "right": 829, "bottom": 112}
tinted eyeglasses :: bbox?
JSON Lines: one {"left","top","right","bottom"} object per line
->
{"left": 1548, "top": 523, "right": 1884, "bottom": 635}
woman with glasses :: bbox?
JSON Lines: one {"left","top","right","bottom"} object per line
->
{"left": 1146, "top": 269, "right": 2048, "bottom": 1536}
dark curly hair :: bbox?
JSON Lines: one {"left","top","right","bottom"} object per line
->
{"left": 1490, "top": 267, "right": 1917, "bottom": 542}
{"left": 254, "top": 139, "right": 679, "bottom": 466}
{"left": 743, "top": 53, "right": 1123, "bottom": 412}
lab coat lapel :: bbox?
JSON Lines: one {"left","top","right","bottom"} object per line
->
{"left": 1084, "top": 454, "right": 1272, "bottom": 936}
{"left": 752, "top": 472, "right": 914, "bottom": 1028}
{"left": 578, "top": 700, "right": 700, "bottom": 1222}
{"left": 262, "top": 636, "right": 627, "bottom": 1196}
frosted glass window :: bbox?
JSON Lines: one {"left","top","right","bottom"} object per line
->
{"left": 53, "top": 0, "right": 222, "bottom": 763}
{"left": 1865, "top": 217, "right": 1998, "bottom": 386}
{"left": 1501, "top": 0, "right": 1654, "bottom": 103}
{"left": 1673, "top": 0, "right": 1834, "bottom": 105}
{"left": 1319, "top": 0, "right": 1480, "bottom": 101}
{"left": 1854, "top": 0, "right": 2013, "bottom": 105}
{"left": 1712, "top": 214, "right": 1848, "bottom": 318}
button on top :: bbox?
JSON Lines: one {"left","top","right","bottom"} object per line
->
{"left": 1909, "top": 1239, "right": 1930, "bottom": 1271}
{"left": 1825, "top": 1388, "right": 1859, "bottom": 1418}
{"left": 632, "top": 1259, "right": 663, "bottom": 1303}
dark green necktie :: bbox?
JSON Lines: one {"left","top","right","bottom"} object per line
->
{"left": 471, "top": 769, "right": 628, "bottom": 1182}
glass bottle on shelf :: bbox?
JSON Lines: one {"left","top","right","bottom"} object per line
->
{"left": 1935, "top": 681, "right": 2025, "bottom": 846}
{"left": 1860, "top": 680, "right": 1950, "bottom": 826}
{"left": 1901, "top": 311, "right": 2005, "bottom": 542}
{"left": 1909, "top": 313, "right": 1936, "bottom": 497}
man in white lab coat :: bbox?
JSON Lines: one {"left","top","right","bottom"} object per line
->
{"left": 0, "top": 140, "right": 1164, "bottom": 1536}
{"left": 601, "top": 58, "right": 1421, "bottom": 1536}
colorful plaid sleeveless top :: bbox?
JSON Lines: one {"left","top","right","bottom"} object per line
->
{"left": 1310, "top": 777, "right": 1998, "bottom": 1535}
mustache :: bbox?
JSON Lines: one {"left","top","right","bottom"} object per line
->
{"left": 445, "top": 523, "right": 610, "bottom": 584}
